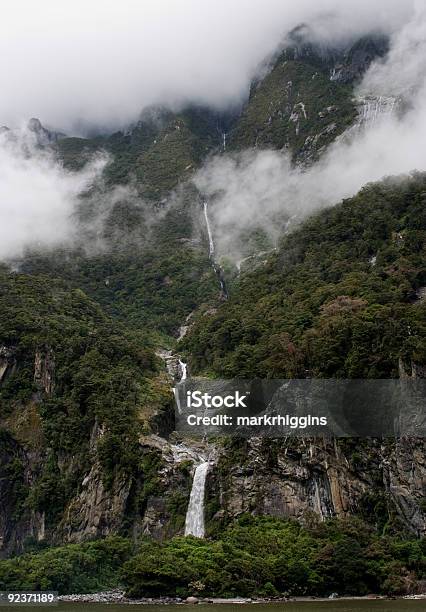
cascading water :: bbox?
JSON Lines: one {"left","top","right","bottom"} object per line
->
{"left": 185, "top": 461, "right": 210, "bottom": 537}
{"left": 335, "top": 93, "right": 399, "bottom": 146}
{"left": 358, "top": 95, "right": 397, "bottom": 126}
{"left": 203, "top": 201, "right": 228, "bottom": 299}
{"left": 178, "top": 359, "right": 187, "bottom": 381}
{"left": 203, "top": 202, "right": 215, "bottom": 258}
{"left": 173, "top": 357, "right": 188, "bottom": 413}
{"left": 349, "top": 94, "right": 398, "bottom": 134}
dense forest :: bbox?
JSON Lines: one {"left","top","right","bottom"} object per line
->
{"left": 183, "top": 174, "right": 426, "bottom": 379}
{"left": 1, "top": 517, "right": 425, "bottom": 598}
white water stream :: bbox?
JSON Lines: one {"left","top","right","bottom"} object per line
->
{"left": 203, "top": 201, "right": 215, "bottom": 258}
{"left": 184, "top": 461, "right": 210, "bottom": 537}
{"left": 164, "top": 202, "right": 221, "bottom": 538}
{"left": 178, "top": 359, "right": 187, "bottom": 381}
{"left": 203, "top": 201, "right": 228, "bottom": 299}
{"left": 357, "top": 95, "right": 397, "bottom": 127}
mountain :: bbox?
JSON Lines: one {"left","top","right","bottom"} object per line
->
{"left": 56, "top": 105, "right": 235, "bottom": 196}
{"left": 183, "top": 175, "right": 426, "bottom": 378}
{"left": 228, "top": 30, "right": 388, "bottom": 162}
{"left": 0, "top": 118, "right": 65, "bottom": 147}
{"left": 0, "top": 30, "right": 425, "bottom": 598}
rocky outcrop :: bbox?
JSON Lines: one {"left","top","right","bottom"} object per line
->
{"left": 1, "top": 424, "right": 424, "bottom": 553}
{"left": 205, "top": 438, "right": 426, "bottom": 536}
{"left": 58, "top": 462, "right": 132, "bottom": 543}
{"left": 0, "top": 346, "right": 17, "bottom": 384}
{"left": 383, "top": 438, "right": 426, "bottom": 536}
{"left": 0, "top": 118, "right": 65, "bottom": 150}
{"left": 285, "top": 27, "right": 388, "bottom": 84}
{"left": 330, "top": 36, "right": 389, "bottom": 84}
{"left": 34, "top": 347, "right": 55, "bottom": 395}
{"left": 27, "top": 118, "right": 65, "bottom": 146}
{"left": 399, "top": 358, "right": 426, "bottom": 379}
{"left": 0, "top": 431, "right": 44, "bottom": 558}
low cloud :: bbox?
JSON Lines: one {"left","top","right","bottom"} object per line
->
{"left": 0, "top": 1, "right": 422, "bottom": 262}
{"left": 0, "top": 128, "right": 106, "bottom": 260}
{"left": 194, "top": 2, "right": 426, "bottom": 263}
{"left": 0, "top": 0, "right": 414, "bottom": 133}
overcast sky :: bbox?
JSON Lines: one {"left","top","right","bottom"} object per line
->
{"left": 0, "top": 0, "right": 423, "bottom": 261}
{"left": 194, "top": 0, "right": 426, "bottom": 261}
{"left": 0, "top": 0, "right": 415, "bottom": 133}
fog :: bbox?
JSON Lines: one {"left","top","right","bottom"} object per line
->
{"left": 0, "top": 0, "right": 422, "bottom": 261}
{"left": 194, "top": 2, "right": 426, "bottom": 262}
{"left": 0, "top": 128, "right": 106, "bottom": 259}
{"left": 0, "top": 1, "right": 414, "bottom": 132}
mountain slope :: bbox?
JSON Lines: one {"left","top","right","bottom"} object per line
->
{"left": 56, "top": 106, "right": 234, "bottom": 196}
{"left": 228, "top": 32, "right": 387, "bottom": 162}
{"left": 183, "top": 174, "right": 426, "bottom": 378}
{"left": 0, "top": 268, "right": 178, "bottom": 555}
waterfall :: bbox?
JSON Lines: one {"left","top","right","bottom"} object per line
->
{"left": 335, "top": 94, "right": 398, "bottom": 146}
{"left": 173, "top": 358, "right": 188, "bottom": 413}
{"left": 178, "top": 359, "right": 187, "bottom": 381}
{"left": 358, "top": 95, "right": 396, "bottom": 126}
{"left": 203, "top": 201, "right": 228, "bottom": 299}
{"left": 203, "top": 202, "right": 215, "bottom": 258}
{"left": 173, "top": 387, "right": 182, "bottom": 413}
{"left": 313, "top": 475, "right": 324, "bottom": 520}
{"left": 351, "top": 95, "right": 397, "bottom": 132}
{"left": 185, "top": 461, "right": 209, "bottom": 537}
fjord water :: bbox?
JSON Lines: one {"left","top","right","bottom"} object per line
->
{"left": 48, "top": 600, "right": 425, "bottom": 612}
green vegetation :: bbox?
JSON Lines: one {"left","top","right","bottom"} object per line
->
{"left": 229, "top": 52, "right": 356, "bottom": 161}
{"left": 122, "top": 517, "right": 426, "bottom": 598}
{"left": 21, "top": 192, "right": 218, "bottom": 336}
{"left": 1, "top": 32, "right": 424, "bottom": 597}
{"left": 0, "top": 268, "right": 171, "bottom": 525}
{"left": 56, "top": 106, "right": 231, "bottom": 196}
{"left": 0, "top": 537, "right": 132, "bottom": 594}
{"left": 183, "top": 174, "right": 426, "bottom": 378}
{"left": 44, "top": 106, "right": 228, "bottom": 338}
{"left": 1, "top": 518, "right": 424, "bottom": 597}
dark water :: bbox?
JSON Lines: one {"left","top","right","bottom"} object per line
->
{"left": 28, "top": 601, "right": 425, "bottom": 612}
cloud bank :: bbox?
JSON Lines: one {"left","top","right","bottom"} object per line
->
{"left": 0, "top": 0, "right": 422, "bottom": 263}
{"left": 0, "top": 129, "right": 106, "bottom": 260}
{"left": 0, "top": 0, "right": 414, "bottom": 132}
{"left": 194, "top": 2, "right": 426, "bottom": 262}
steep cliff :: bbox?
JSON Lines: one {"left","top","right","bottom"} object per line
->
{"left": 0, "top": 270, "right": 176, "bottom": 555}
{"left": 205, "top": 438, "right": 425, "bottom": 537}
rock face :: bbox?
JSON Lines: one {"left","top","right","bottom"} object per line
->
{"left": 58, "top": 462, "right": 132, "bottom": 543}
{"left": 330, "top": 36, "right": 389, "bottom": 84}
{"left": 0, "top": 31, "right": 424, "bottom": 558}
{"left": 33, "top": 348, "right": 55, "bottom": 395}
{"left": 2, "top": 430, "right": 423, "bottom": 555}
{"left": 0, "top": 427, "right": 194, "bottom": 554}
{"left": 0, "top": 118, "right": 65, "bottom": 150}
{"left": 27, "top": 118, "right": 65, "bottom": 146}
{"left": 204, "top": 438, "right": 426, "bottom": 537}
{"left": 0, "top": 346, "right": 17, "bottom": 384}
{"left": 0, "top": 431, "right": 45, "bottom": 557}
